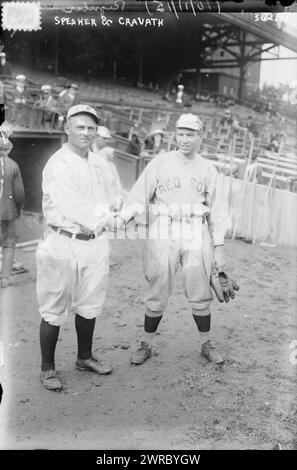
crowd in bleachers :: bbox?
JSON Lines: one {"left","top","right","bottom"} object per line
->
{"left": 1, "top": 57, "right": 297, "bottom": 193}
{"left": 245, "top": 83, "right": 297, "bottom": 118}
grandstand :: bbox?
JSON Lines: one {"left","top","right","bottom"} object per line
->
{"left": 1, "top": 3, "right": 297, "bottom": 244}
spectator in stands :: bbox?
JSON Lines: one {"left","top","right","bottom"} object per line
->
{"left": 0, "top": 52, "right": 12, "bottom": 77}
{"left": 127, "top": 132, "right": 142, "bottom": 156}
{"left": 0, "top": 123, "right": 25, "bottom": 288}
{"left": 175, "top": 84, "right": 184, "bottom": 106}
{"left": 11, "top": 75, "right": 28, "bottom": 124}
{"left": 170, "top": 73, "right": 182, "bottom": 95}
{"left": 34, "top": 85, "right": 57, "bottom": 127}
{"left": 245, "top": 115, "right": 259, "bottom": 138}
{"left": 13, "top": 75, "right": 27, "bottom": 105}
{"left": 57, "top": 83, "right": 79, "bottom": 111}
{"left": 35, "top": 85, "right": 56, "bottom": 110}
{"left": 267, "top": 132, "right": 285, "bottom": 153}
{"left": 219, "top": 108, "right": 234, "bottom": 127}
{"left": 55, "top": 83, "right": 79, "bottom": 128}
{"left": 144, "top": 129, "right": 167, "bottom": 155}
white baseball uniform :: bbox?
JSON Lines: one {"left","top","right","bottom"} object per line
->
{"left": 36, "top": 143, "right": 111, "bottom": 326}
{"left": 123, "top": 150, "right": 229, "bottom": 312}
{"left": 89, "top": 151, "right": 125, "bottom": 211}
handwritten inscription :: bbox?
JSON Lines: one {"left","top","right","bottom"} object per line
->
{"left": 54, "top": 16, "right": 164, "bottom": 28}
{"left": 55, "top": 16, "right": 98, "bottom": 26}
{"left": 145, "top": 0, "right": 221, "bottom": 17}
{"left": 119, "top": 17, "right": 164, "bottom": 27}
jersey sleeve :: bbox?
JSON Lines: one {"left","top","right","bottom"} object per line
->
{"left": 122, "top": 157, "right": 159, "bottom": 222}
{"left": 205, "top": 163, "right": 230, "bottom": 246}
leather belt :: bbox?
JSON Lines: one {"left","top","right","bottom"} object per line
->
{"left": 49, "top": 224, "right": 104, "bottom": 241}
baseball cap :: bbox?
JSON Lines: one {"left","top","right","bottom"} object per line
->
{"left": 16, "top": 74, "right": 26, "bottom": 81}
{"left": 97, "top": 126, "right": 112, "bottom": 138}
{"left": 176, "top": 113, "right": 203, "bottom": 132}
{"left": 70, "top": 83, "right": 79, "bottom": 90}
{"left": 41, "top": 84, "right": 52, "bottom": 92}
{"left": 67, "top": 104, "right": 99, "bottom": 124}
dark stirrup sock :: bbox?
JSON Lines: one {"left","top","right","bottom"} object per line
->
{"left": 40, "top": 318, "right": 60, "bottom": 371}
{"left": 75, "top": 314, "right": 96, "bottom": 360}
{"left": 192, "top": 313, "right": 211, "bottom": 333}
{"left": 144, "top": 313, "right": 163, "bottom": 333}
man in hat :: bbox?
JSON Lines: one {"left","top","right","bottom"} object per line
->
{"left": 10, "top": 75, "right": 28, "bottom": 124}
{"left": 55, "top": 83, "right": 79, "bottom": 129}
{"left": 219, "top": 108, "right": 234, "bottom": 128}
{"left": 56, "top": 83, "right": 79, "bottom": 113}
{"left": 0, "top": 52, "right": 12, "bottom": 77}
{"left": 120, "top": 113, "right": 231, "bottom": 366}
{"left": 34, "top": 84, "right": 57, "bottom": 127}
{"left": 13, "top": 75, "right": 27, "bottom": 105}
{"left": 0, "top": 127, "right": 25, "bottom": 288}
{"left": 36, "top": 104, "right": 121, "bottom": 391}
{"left": 35, "top": 85, "right": 57, "bottom": 110}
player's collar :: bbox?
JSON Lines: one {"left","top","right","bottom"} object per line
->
{"left": 176, "top": 150, "right": 201, "bottom": 161}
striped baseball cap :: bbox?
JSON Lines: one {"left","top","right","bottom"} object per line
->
{"left": 176, "top": 113, "right": 203, "bottom": 131}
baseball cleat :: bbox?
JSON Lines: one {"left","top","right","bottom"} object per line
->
{"left": 75, "top": 356, "right": 113, "bottom": 375}
{"left": 40, "top": 370, "right": 63, "bottom": 391}
{"left": 130, "top": 341, "right": 152, "bottom": 365}
{"left": 201, "top": 340, "right": 224, "bottom": 364}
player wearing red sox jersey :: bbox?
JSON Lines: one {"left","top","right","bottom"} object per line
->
{"left": 121, "top": 113, "right": 229, "bottom": 365}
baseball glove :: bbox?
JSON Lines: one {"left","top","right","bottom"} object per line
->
{"left": 210, "top": 266, "right": 240, "bottom": 303}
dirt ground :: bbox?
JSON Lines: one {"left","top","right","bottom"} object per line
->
{"left": 0, "top": 235, "right": 296, "bottom": 450}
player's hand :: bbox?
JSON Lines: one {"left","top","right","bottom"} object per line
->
{"left": 213, "top": 245, "right": 226, "bottom": 273}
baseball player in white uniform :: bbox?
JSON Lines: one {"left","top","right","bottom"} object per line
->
{"left": 121, "top": 113, "right": 229, "bottom": 365}
{"left": 36, "top": 104, "right": 120, "bottom": 391}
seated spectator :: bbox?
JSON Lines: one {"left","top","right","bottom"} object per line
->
{"left": 13, "top": 75, "right": 27, "bottom": 105}
{"left": 219, "top": 108, "right": 234, "bottom": 127}
{"left": 34, "top": 84, "right": 57, "bottom": 127}
{"left": 266, "top": 132, "right": 284, "bottom": 153}
{"left": 0, "top": 52, "right": 12, "bottom": 77}
{"left": 34, "top": 85, "right": 56, "bottom": 110}
{"left": 143, "top": 129, "right": 167, "bottom": 155}
{"left": 126, "top": 132, "right": 142, "bottom": 156}
{"left": 55, "top": 83, "right": 79, "bottom": 127}
{"left": 57, "top": 83, "right": 78, "bottom": 111}
{"left": 57, "top": 83, "right": 79, "bottom": 111}
{"left": 245, "top": 115, "right": 259, "bottom": 138}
